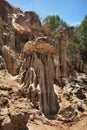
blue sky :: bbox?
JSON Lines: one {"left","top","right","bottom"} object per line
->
{"left": 7, "top": 0, "right": 87, "bottom": 25}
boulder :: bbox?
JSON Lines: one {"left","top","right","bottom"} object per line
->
{"left": 15, "top": 11, "right": 41, "bottom": 30}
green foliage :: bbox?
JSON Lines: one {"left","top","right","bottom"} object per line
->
{"left": 42, "top": 14, "right": 87, "bottom": 64}
{"left": 80, "top": 16, "right": 87, "bottom": 43}
{"left": 67, "top": 40, "right": 77, "bottom": 57}
{"left": 59, "top": 19, "right": 68, "bottom": 28}
{"left": 78, "top": 15, "right": 87, "bottom": 62}
{"left": 42, "top": 15, "right": 67, "bottom": 31}
{"left": 42, "top": 15, "right": 68, "bottom": 40}
{"left": 43, "top": 15, "right": 60, "bottom": 29}
{"left": 51, "top": 31, "right": 60, "bottom": 40}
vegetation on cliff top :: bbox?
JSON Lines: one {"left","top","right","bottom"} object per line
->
{"left": 42, "top": 15, "right": 87, "bottom": 64}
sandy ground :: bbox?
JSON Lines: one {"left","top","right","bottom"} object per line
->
{"left": 70, "top": 114, "right": 87, "bottom": 130}
{"left": 28, "top": 119, "right": 68, "bottom": 130}
{"left": 28, "top": 115, "right": 87, "bottom": 130}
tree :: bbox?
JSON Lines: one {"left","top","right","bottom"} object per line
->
{"left": 67, "top": 40, "right": 77, "bottom": 58}
{"left": 43, "top": 15, "right": 60, "bottom": 30}
{"left": 43, "top": 15, "right": 67, "bottom": 31}
{"left": 79, "top": 15, "right": 87, "bottom": 62}
{"left": 42, "top": 15, "right": 68, "bottom": 39}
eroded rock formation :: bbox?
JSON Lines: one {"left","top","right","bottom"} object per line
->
{"left": 22, "top": 37, "right": 60, "bottom": 115}
{"left": 0, "top": 14, "right": 69, "bottom": 116}
{"left": 2, "top": 46, "right": 20, "bottom": 76}
{"left": 0, "top": 0, "right": 42, "bottom": 53}
{"left": 0, "top": 0, "right": 75, "bottom": 118}
{"left": 0, "top": 1, "right": 87, "bottom": 130}
{"left": 19, "top": 29, "right": 68, "bottom": 115}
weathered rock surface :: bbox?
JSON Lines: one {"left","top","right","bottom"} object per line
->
{"left": 0, "top": 0, "right": 22, "bottom": 22}
{"left": 23, "top": 37, "right": 57, "bottom": 55}
{"left": 0, "top": 84, "right": 31, "bottom": 130}
{"left": 57, "top": 73, "right": 87, "bottom": 120}
{"left": 0, "top": 0, "right": 13, "bottom": 22}
{"left": 15, "top": 11, "right": 41, "bottom": 31}
{"left": 22, "top": 37, "right": 60, "bottom": 115}
{"left": 57, "top": 106, "right": 77, "bottom": 122}
{"left": 2, "top": 46, "right": 20, "bottom": 76}
{"left": 0, "top": 0, "right": 42, "bottom": 53}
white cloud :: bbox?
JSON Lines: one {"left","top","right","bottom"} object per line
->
{"left": 69, "top": 21, "right": 81, "bottom": 26}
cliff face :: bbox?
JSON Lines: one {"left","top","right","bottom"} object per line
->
{"left": 15, "top": 11, "right": 41, "bottom": 30}
{"left": 0, "top": 0, "right": 42, "bottom": 52}
{"left": 0, "top": 0, "right": 68, "bottom": 116}
{"left": 0, "top": 0, "right": 22, "bottom": 23}
{"left": 0, "top": 0, "right": 13, "bottom": 22}
{"left": 0, "top": 18, "right": 3, "bottom": 46}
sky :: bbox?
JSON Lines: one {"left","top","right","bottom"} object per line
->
{"left": 7, "top": 0, "right": 87, "bottom": 26}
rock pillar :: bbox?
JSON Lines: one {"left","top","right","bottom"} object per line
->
{"left": 22, "top": 38, "right": 60, "bottom": 115}
{"left": 59, "top": 29, "right": 68, "bottom": 78}
{"left": 10, "top": 31, "right": 15, "bottom": 50}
